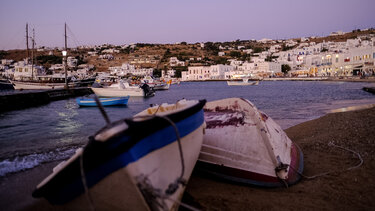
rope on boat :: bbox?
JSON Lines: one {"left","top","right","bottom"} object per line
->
{"left": 289, "top": 141, "right": 363, "bottom": 180}
{"left": 94, "top": 94, "right": 111, "bottom": 125}
{"left": 78, "top": 101, "right": 198, "bottom": 210}
{"left": 80, "top": 145, "right": 96, "bottom": 211}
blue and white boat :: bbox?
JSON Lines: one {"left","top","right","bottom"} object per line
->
{"left": 32, "top": 99, "right": 206, "bottom": 210}
{"left": 76, "top": 96, "right": 129, "bottom": 107}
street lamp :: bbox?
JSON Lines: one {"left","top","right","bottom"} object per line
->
{"left": 62, "top": 50, "right": 67, "bottom": 88}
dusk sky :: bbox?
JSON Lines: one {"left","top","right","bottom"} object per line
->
{"left": 1, "top": 0, "right": 374, "bottom": 50}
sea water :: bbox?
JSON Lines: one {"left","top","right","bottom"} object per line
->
{"left": 0, "top": 81, "right": 375, "bottom": 176}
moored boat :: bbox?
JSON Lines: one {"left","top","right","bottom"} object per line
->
{"left": 0, "top": 79, "right": 14, "bottom": 90}
{"left": 91, "top": 81, "right": 155, "bottom": 97}
{"left": 153, "top": 80, "right": 171, "bottom": 91}
{"left": 198, "top": 98, "right": 303, "bottom": 187}
{"left": 32, "top": 99, "right": 206, "bottom": 210}
{"left": 227, "top": 78, "right": 259, "bottom": 86}
{"left": 76, "top": 96, "right": 129, "bottom": 107}
{"left": 11, "top": 80, "right": 66, "bottom": 90}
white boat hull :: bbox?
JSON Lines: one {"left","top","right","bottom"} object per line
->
{"left": 226, "top": 80, "right": 259, "bottom": 86}
{"left": 198, "top": 98, "right": 303, "bottom": 187}
{"left": 91, "top": 87, "right": 144, "bottom": 97}
{"left": 12, "top": 81, "right": 66, "bottom": 90}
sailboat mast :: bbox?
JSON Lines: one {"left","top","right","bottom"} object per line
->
{"left": 64, "top": 22, "right": 68, "bottom": 88}
{"left": 26, "top": 23, "right": 29, "bottom": 60}
{"left": 31, "top": 28, "right": 35, "bottom": 80}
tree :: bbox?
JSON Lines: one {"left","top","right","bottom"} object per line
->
{"left": 253, "top": 47, "right": 263, "bottom": 53}
{"left": 229, "top": 51, "right": 242, "bottom": 58}
{"left": 281, "top": 64, "right": 291, "bottom": 74}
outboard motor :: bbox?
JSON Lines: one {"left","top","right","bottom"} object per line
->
{"left": 140, "top": 83, "right": 155, "bottom": 97}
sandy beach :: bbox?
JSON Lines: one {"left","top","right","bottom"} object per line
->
{"left": 1, "top": 106, "right": 375, "bottom": 210}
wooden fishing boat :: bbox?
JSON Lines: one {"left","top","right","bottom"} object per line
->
{"left": 32, "top": 99, "right": 206, "bottom": 210}
{"left": 198, "top": 98, "right": 303, "bottom": 187}
{"left": 76, "top": 96, "right": 129, "bottom": 107}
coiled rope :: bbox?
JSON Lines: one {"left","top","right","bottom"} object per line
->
{"left": 289, "top": 141, "right": 363, "bottom": 180}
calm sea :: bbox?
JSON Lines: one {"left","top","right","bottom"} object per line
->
{"left": 1, "top": 81, "right": 375, "bottom": 176}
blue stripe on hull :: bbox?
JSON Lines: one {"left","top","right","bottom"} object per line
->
{"left": 47, "top": 109, "right": 204, "bottom": 204}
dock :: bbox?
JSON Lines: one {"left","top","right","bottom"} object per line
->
{"left": 0, "top": 88, "right": 93, "bottom": 112}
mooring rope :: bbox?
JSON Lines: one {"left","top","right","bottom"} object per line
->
{"left": 79, "top": 146, "right": 96, "bottom": 211}
{"left": 289, "top": 141, "right": 363, "bottom": 180}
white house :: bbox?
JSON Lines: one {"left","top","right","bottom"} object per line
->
{"left": 169, "top": 57, "right": 185, "bottom": 67}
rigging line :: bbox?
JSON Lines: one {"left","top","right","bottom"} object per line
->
{"left": 289, "top": 141, "right": 363, "bottom": 180}
{"left": 66, "top": 25, "right": 83, "bottom": 48}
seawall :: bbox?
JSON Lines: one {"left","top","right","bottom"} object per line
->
{"left": 0, "top": 88, "right": 93, "bottom": 112}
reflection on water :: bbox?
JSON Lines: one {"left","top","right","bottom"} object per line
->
{"left": 54, "top": 101, "right": 83, "bottom": 144}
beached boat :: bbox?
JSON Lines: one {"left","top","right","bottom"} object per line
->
{"left": 227, "top": 78, "right": 259, "bottom": 86}
{"left": 198, "top": 98, "right": 303, "bottom": 187}
{"left": 91, "top": 81, "right": 155, "bottom": 97}
{"left": 32, "top": 99, "right": 206, "bottom": 210}
{"left": 76, "top": 96, "right": 129, "bottom": 107}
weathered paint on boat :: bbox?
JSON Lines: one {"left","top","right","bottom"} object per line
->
{"left": 32, "top": 99, "right": 206, "bottom": 210}
{"left": 198, "top": 98, "right": 303, "bottom": 187}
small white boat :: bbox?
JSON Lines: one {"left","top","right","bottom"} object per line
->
{"left": 153, "top": 80, "right": 171, "bottom": 91}
{"left": 198, "top": 98, "right": 303, "bottom": 187}
{"left": 32, "top": 99, "right": 206, "bottom": 210}
{"left": 227, "top": 78, "right": 259, "bottom": 86}
{"left": 91, "top": 81, "right": 155, "bottom": 97}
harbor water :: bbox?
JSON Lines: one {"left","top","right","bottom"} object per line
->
{"left": 1, "top": 81, "right": 375, "bottom": 177}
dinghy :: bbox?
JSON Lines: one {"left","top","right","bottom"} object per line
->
{"left": 198, "top": 98, "right": 303, "bottom": 187}
{"left": 76, "top": 96, "right": 129, "bottom": 107}
{"left": 32, "top": 99, "right": 206, "bottom": 210}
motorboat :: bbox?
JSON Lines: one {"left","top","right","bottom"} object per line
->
{"left": 32, "top": 99, "right": 206, "bottom": 210}
{"left": 198, "top": 98, "right": 303, "bottom": 187}
{"left": 91, "top": 80, "right": 155, "bottom": 97}
{"left": 227, "top": 78, "right": 259, "bottom": 86}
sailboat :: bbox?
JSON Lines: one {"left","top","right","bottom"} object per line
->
{"left": 11, "top": 23, "right": 76, "bottom": 90}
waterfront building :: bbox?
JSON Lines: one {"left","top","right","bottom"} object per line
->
{"left": 13, "top": 61, "right": 45, "bottom": 80}
{"left": 161, "top": 69, "right": 176, "bottom": 78}
{"left": 109, "top": 63, "right": 153, "bottom": 76}
{"left": 169, "top": 57, "right": 185, "bottom": 67}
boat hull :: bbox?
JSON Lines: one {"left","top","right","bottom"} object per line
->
{"left": 76, "top": 97, "right": 129, "bottom": 107}
{"left": 226, "top": 80, "right": 259, "bottom": 86}
{"left": 0, "top": 79, "right": 14, "bottom": 90}
{"left": 32, "top": 100, "right": 206, "bottom": 210}
{"left": 91, "top": 87, "right": 144, "bottom": 97}
{"left": 199, "top": 98, "right": 303, "bottom": 187}
{"left": 12, "top": 81, "right": 66, "bottom": 90}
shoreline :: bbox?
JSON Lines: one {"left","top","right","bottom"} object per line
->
{"left": 1, "top": 106, "right": 375, "bottom": 210}
{"left": 180, "top": 76, "right": 375, "bottom": 83}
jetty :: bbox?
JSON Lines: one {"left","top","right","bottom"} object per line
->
{"left": 0, "top": 88, "right": 93, "bottom": 112}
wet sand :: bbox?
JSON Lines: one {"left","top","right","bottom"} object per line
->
{"left": 1, "top": 106, "right": 375, "bottom": 210}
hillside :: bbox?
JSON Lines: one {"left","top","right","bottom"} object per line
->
{"left": 1, "top": 28, "right": 374, "bottom": 73}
